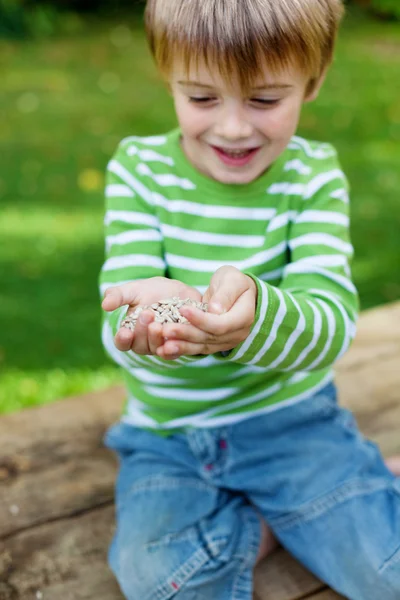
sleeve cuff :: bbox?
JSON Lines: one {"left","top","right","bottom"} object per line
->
{"left": 216, "top": 274, "right": 275, "bottom": 364}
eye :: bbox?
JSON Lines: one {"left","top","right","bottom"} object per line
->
{"left": 250, "top": 98, "right": 280, "bottom": 107}
{"left": 188, "top": 97, "right": 216, "bottom": 104}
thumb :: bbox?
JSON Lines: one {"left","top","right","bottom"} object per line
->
{"left": 102, "top": 283, "right": 139, "bottom": 312}
{"left": 203, "top": 268, "right": 239, "bottom": 315}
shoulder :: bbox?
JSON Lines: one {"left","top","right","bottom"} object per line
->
{"left": 107, "top": 130, "right": 177, "bottom": 171}
{"left": 286, "top": 136, "right": 345, "bottom": 179}
{"left": 283, "top": 135, "right": 348, "bottom": 194}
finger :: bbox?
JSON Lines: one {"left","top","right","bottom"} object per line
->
{"left": 162, "top": 322, "right": 240, "bottom": 348}
{"left": 157, "top": 339, "right": 233, "bottom": 359}
{"left": 102, "top": 283, "right": 140, "bottom": 312}
{"left": 162, "top": 323, "right": 210, "bottom": 344}
{"left": 130, "top": 310, "right": 154, "bottom": 355}
{"left": 179, "top": 295, "right": 251, "bottom": 336}
{"left": 114, "top": 327, "right": 135, "bottom": 352}
{"left": 206, "top": 266, "right": 249, "bottom": 314}
{"left": 148, "top": 321, "right": 164, "bottom": 355}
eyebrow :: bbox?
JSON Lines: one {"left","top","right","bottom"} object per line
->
{"left": 177, "top": 81, "right": 294, "bottom": 90}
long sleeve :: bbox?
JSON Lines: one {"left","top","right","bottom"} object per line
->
{"left": 219, "top": 153, "right": 359, "bottom": 371}
{"left": 99, "top": 141, "right": 171, "bottom": 370}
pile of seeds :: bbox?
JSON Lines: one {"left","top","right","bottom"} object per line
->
{"left": 121, "top": 297, "right": 208, "bottom": 331}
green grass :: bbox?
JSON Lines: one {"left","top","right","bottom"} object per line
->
{"left": 1, "top": 7, "right": 399, "bottom": 413}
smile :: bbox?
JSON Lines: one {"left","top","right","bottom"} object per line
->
{"left": 211, "top": 145, "right": 261, "bottom": 167}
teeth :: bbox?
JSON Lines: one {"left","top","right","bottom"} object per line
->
{"left": 222, "top": 149, "right": 251, "bottom": 157}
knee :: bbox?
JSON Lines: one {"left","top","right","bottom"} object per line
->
{"left": 110, "top": 524, "right": 226, "bottom": 600}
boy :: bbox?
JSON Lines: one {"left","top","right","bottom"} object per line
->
{"left": 100, "top": 1, "right": 400, "bottom": 598}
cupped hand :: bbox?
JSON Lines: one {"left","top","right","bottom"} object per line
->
{"left": 158, "top": 267, "right": 258, "bottom": 359}
{"left": 102, "top": 277, "right": 202, "bottom": 355}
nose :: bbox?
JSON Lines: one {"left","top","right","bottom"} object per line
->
{"left": 214, "top": 103, "right": 253, "bottom": 141}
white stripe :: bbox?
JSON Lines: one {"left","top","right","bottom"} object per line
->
{"left": 287, "top": 372, "right": 309, "bottom": 384}
{"left": 288, "top": 287, "right": 357, "bottom": 330}
{"left": 182, "top": 355, "right": 227, "bottom": 368}
{"left": 105, "top": 184, "right": 134, "bottom": 198}
{"left": 248, "top": 287, "right": 287, "bottom": 365}
{"left": 266, "top": 293, "right": 306, "bottom": 369}
{"left": 127, "top": 146, "right": 174, "bottom": 165}
{"left": 282, "top": 264, "right": 357, "bottom": 294}
{"left": 286, "top": 255, "right": 348, "bottom": 269}
{"left": 132, "top": 369, "right": 191, "bottom": 385}
{"left": 233, "top": 281, "right": 270, "bottom": 362}
{"left": 123, "top": 398, "right": 158, "bottom": 427}
{"left": 106, "top": 229, "right": 162, "bottom": 251}
{"left": 108, "top": 160, "right": 155, "bottom": 205}
{"left": 166, "top": 242, "right": 286, "bottom": 273}
{"left": 308, "top": 289, "right": 357, "bottom": 358}
{"left": 330, "top": 189, "right": 349, "bottom": 204}
{"left": 122, "top": 135, "right": 167, "bottom": 146}
{"left": 152, "top": 192, "right": 276, "bottom": 221}
{"left": 259, "top": 267, "right": 284, "bottom": 282}
{"left": 103, "top": 316, "right": 176, "bottom": 370}
{"left": 289, "top": 136, "right": 336, "bottom": 159}
{"left": 284, "top": 159, "right": 312, "bottom": 175}
{"left": 267, "top": 211, "right": 297, "bottom": 232}
{"left": 289, "top": 233, "right": 353, "bottom": 254}
{"left": 305, "top": 300, "right": 336, "bottom": 370}
{"left": 126, "top": 371, "right": 334, "bottom": 430}
{"left": 304, "top": 170, "right": 345, "bottom": 200}
{"left": 102, "top": 319, "right": 143, "bottom": 369}
{"left": 226, "top": 365, "right": 266, "bottom": 380}
{"left": 136, "top": 163, "right": 196, "bottom": 190}
{"left": 192, "top": 371, "right": 334, "bottom": 428}
{"left": 105, "top": 210, "right": 159, "bottom": 228}
{"left": 144, "top": 385, "right": 238, "bottom": 402}
{"left": 295, "top": 210, "right": 349, "bottom": 227}
{"left": 283, "top": 301, "right": 323, "bottom": 370}
{"left": 103, "top": 254, "right": 165, "bottom": 272}
{"left": 267, "top": 182, "right": 305, "bottom": 196}
{"left": 161, "top": 224, "right": 264, "bottom": 248}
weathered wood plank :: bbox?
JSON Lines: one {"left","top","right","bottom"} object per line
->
{"left": 253, "top": 548, "right": 323, "bottom": 600}
{"left": 0, "top": 505, "right": 123, "bottom": 600}
{"left": 0, "top": 454, "right": 116, "bottom": 538}
{"left": 0, "top": 503, "right": 325, "bottom": 600}
{"left": 336, "top": 302, "right": 400, "bottom": 373}
{"left": 0, "top": 387, "right": 124, "bottom": 538}
{"left": 305, "top": 589, "right": 344, "bottom": 599}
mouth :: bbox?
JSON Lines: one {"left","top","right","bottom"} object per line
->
{"left": 210, "top": 145, "right": 261, "bottom": 167}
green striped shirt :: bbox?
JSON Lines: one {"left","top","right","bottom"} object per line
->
{"left": 99, "top": 128, "right": 359, "bottom": 435}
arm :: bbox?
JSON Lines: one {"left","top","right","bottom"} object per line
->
{"left": 100, "top": 141, "right": 197, "bottom": 369}
{"left": 160, "top": 155, "right": 359, "bottom": 371}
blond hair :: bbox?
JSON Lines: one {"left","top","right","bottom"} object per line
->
{"left": 144, "top": 0, "right": 344, "bottom": 95}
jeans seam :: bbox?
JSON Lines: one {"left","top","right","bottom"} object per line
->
{"left": 269, "top": 477, "right": 390, "bottom": 531}
{"left": 151, "top": 545, "right": 211, "bottom": 600}
{"left": 232, "top": 509, "right": 260, "bottom": 599}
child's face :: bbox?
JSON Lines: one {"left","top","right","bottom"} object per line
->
{"left": 170, "top": 61, "right": 318, "bottom": 185}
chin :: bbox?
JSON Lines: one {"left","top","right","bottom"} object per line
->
{"left": 213, "top": 169, "right": 261, "bottom": 185}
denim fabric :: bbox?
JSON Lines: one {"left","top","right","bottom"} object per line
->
{"left": 104, "top": 383, "right": 400, "bottom": 600}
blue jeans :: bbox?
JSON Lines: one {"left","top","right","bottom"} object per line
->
{"left": 104, "top": 383, "right": 400, "bottom": 600}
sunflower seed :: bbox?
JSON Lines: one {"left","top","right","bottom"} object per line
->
{"left": 121, "top": 297, "right": 208, "bottom": 330}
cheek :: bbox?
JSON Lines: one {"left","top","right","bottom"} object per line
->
{"left": 174, "top": 99, "right": 209, "bottom": 138}
{"left": 259, "top": 103, "right": 302, "bottom": 140}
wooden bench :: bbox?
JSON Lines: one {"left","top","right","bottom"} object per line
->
{"left": 1, "top": 301, "right": 400, "bottom": 600}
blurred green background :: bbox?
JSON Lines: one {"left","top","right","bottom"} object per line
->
{"left": 0, "top": 2, "right": 399, "bottom": 414}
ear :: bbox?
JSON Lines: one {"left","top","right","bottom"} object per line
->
{"left": 304, "top": 70, "right": 328, "bottom": 103}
